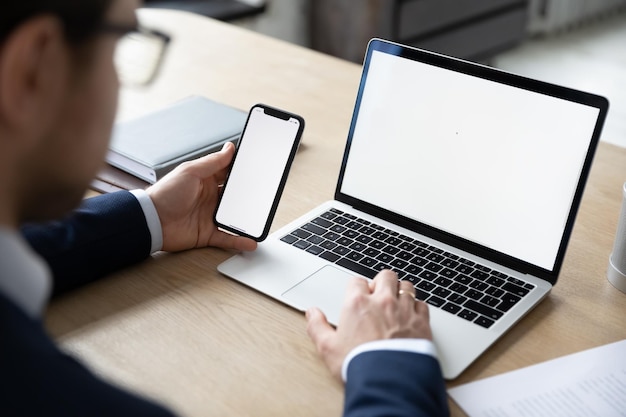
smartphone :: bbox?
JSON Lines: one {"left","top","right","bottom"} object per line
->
{"left": 214, "top": 104, "right": 305, "bottom": 241}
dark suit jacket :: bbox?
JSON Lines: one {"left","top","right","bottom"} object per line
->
{"left": 2, "top": 190, "right": 449, "bottom": 416}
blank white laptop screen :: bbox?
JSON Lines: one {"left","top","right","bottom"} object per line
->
{"left": 341, "top": 50, "right": 600, "bottom": 271}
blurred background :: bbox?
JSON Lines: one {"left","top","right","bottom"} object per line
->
{"left": 143, "top": 0, "right": 626, "bottom": 148}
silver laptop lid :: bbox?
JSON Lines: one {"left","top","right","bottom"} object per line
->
{"left": 335, "top": 39, "right": 609, "bottom": 284}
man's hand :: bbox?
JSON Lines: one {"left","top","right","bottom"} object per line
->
{"left": 306, "top": 270, "right": 432, "bottom": 381}
{"left": 146, "top": 142, "right": 257, "bottom": 253}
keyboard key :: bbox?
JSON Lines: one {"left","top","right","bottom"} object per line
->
{"left": 336, "top": 237, "right": 353, "bottom": 247}
{"left": 320, "top": 240, "right": 337, "bottom": 250}
{"left": 371, "top": 240, "right": 386, "bottom": 249}
{"left": 465, "top": 289, "right": 483, "bottom": 300}
{"left": 414, "top": 288, "right": 429, "bottom": 301}
{"left": 319, "top": 251, "right": 340, "bottom": 262}
{"left": 496, "top": 294, "right": 521, "bottom": 312}
{"left": 469, "top": 281, "right": 488, "bottom": 291}
{"left": 390, "top": 259, "right": 409, "bottom": 269}
{"left": 426, "top": 296, "right": 446, "bottom": 307}
{"left": 322, "top": 232, "right": 341, "bottom": 241}
{"left": 332, "top": 246, "right": 350, "bottom": 256}
{"left": 442, "top": 303, "right": 462, "bottom": 315}
{"left": 281, "top": 234, "right": 298, "bottom": 244}
{"left": 399, "top": 242, "right": 416, "bottom": 252}
{"left": 337, "top": 257, "right": 377, "bottom": 279}
{"left": 425, "top": 262, "right": 443, "bottom": 273}
{"left": 346, "top": 221, "right": 361, "bottom": 229}
{"left": 347, "top": 251, "right": 364, "bottom": 261}
{"left": 417, "top": 280, "right": 435, "bottom": 292}
{"left": 292, "top": 229, "right": 312, "bottom": 239}
{"left": 359, "top": 257, "right": 378, "bottom": 268}
{"left": 507, "top": 277, "right": 526, "bottom": 286}
{"left": 294, "top": 240, "right": 311, "bottom": 250}
{"left": 374, "top": 263, "right": 393, "bottom": 272}
{"left": 458, "top": 309, "right": 478, "bottom": 322}
{"left": 331, "top": 225, "right": 347, "bottom": 233}
{"left": 434, "top": 277, "right": 452, "bottom": 287}
{"left": 349, "top": 242, "right": 367, "bottom": 252}
{"left": 447, "top": 293, "right": 467, "bottom": 305}
{"left": 432, "top": 286, "right": 451, "bottom": 298}
{"left": 418, "top": 270, "right": 438, "bottom": 281}
{"left": 396, "top": 250, "right": 413, "bottom": 261}
{"left": 448, "top": 283, "right": 468, "bottom": 295}
{"left": 456, "top": 264, "right": 474, "bottom": 274}
{"left": 363, "top": 248, "right": 380, "bottom": 257}
{"left": 481, "top": 295, "right": 500, "bottom": 307}
{"left": 385, "top": 237, "right": 403, "bottom": 246}
{"left": 359, "top": 226, "right": 376, "bottom": 235}
{"left": 486, "top": 276, "right": 505, "bottom": 287}
{"left": 464, "top": 300, "right": 503, "bottom": 320}
{"left": 307, "top": 235, "right": 325, "bottom": 245}
{"left": 454, "top": 274, "right": 473, "bottom": 285}
{"left": 426, "top": 253, "right": 445, "bottom": 263}
{"left": 382, "top": 245, "right": 401, "bottom": 255}
{"left": 459, "top": 258, "right": 475, "bottom": 267}
{"left": 303, "top": 222, "right": 327, "bottom": 235}
{"left": 471, "top": 270, "right": 489, "bottom": 280}
{"left": 334, "top": 216, "right": 349, "bottom": 225}
{"left": 485, "top": 286, "right": 504, "bottom": 298}
{"left": 502, "top": 282, "right": 530, "bottom": 297}
{"left": 372, "top": 231, "right": 388, "bottom": 241}
{"left": 405, "top": 264, "right": 423, "bottom": 275}
{"left": 356, "top": 235, "right": 374, "bottom": 244}
{"left": 376, "top": 253, "right": 394, "bottom": 263}
{"left": 306, "top": 246, "right": 324, "bottom": 256}
{"left": 312, "top": 217, "right": 333, "bottom": 228}
{"left": 321, "top": 211, "right": 338, "bottom": 220}
{"left": 474, "top": 316, "right": 495, "bottom": 329}
{"left": 440, "top": 268, "right": 458, "bottom": 279}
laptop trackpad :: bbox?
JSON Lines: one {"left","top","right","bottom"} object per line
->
{"left": 282, "top": 266, "right": 355, "bottom": 325}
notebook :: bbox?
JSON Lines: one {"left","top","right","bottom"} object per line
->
{"left": 218, "top": 38, "right": 609, "bottom": 379}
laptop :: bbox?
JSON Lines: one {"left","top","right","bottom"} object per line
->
{"left": 218, "top": 38, "right": 609, "bottom": 379}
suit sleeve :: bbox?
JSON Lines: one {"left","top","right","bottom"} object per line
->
{"left": 0, "top": 293, "right": 176, "bottom": 417}
{"left": 343, "top": 350, "right": 449, "bottom": 417}
{"left": 20, "top": 191, "right": 152, "bottom": 297}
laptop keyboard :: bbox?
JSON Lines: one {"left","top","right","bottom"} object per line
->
{"left": 280, "top": 208, "right": 535, "bottom": 329}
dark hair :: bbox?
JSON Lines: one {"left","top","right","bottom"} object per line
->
{"left": 1, "top": 0, "right": 113, "bottom": 44}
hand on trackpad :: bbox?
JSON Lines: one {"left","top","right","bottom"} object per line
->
{"left": 282, "top": 266, "right": 357, "bottom": 325}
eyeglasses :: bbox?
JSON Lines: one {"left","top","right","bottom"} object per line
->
{"left": 101, "top": 23, "right": 171, "bottom": 87}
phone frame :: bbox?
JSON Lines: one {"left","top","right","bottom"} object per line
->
{"left": 214, "top": 104, "right": 305, "bottom": 241}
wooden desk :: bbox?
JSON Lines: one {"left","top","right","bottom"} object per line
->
{"left": 45, "top": 9, "right": 626, "bottom": 416}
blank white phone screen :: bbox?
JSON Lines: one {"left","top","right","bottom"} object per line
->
{"left": 216, "top": 106, "right": 300, "bottom": 238}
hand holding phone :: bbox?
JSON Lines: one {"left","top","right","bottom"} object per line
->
{"left": 214, "top": 104, "right": 304, "bottom": 241}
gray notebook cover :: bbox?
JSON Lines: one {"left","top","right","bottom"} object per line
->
{"left": 107, "top": 95, "right": 246, "bottom": 183}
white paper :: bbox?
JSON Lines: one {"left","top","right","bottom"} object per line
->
{"left": 448, "top": 339, "right": 626, "bottom": 417}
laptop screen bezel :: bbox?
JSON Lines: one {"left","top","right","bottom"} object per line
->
{"left": 334, "top": 38, "right": 609, "bottom": 285}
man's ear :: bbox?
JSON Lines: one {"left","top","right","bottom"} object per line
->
{"left": 0, "top": 15, "right": 68, "bottom": 138}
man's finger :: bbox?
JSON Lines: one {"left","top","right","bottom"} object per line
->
{"left": 370, "top": 269, "right": 399, "bottom": 298}
{"left": 306, "top": 307, "right": 335, "bottom": 351}
{"left": 182, "top": 141, "right": 235, "bottom": 179}
{"left": 209, "top": 230, "right": 257, "bottom": 251}
{"left": 398, "top": 280, "right": 416, "bottom": 302}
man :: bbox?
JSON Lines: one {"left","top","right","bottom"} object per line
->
{"left": 0, "top": 1, "right": 448, "bottom": 416}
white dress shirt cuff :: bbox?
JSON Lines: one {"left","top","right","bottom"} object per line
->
{"left": 341, "top": 338, "right": 438, "bottom": 383}
{"left": 130, "top": 189, "right": 163, "bottom": 253}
